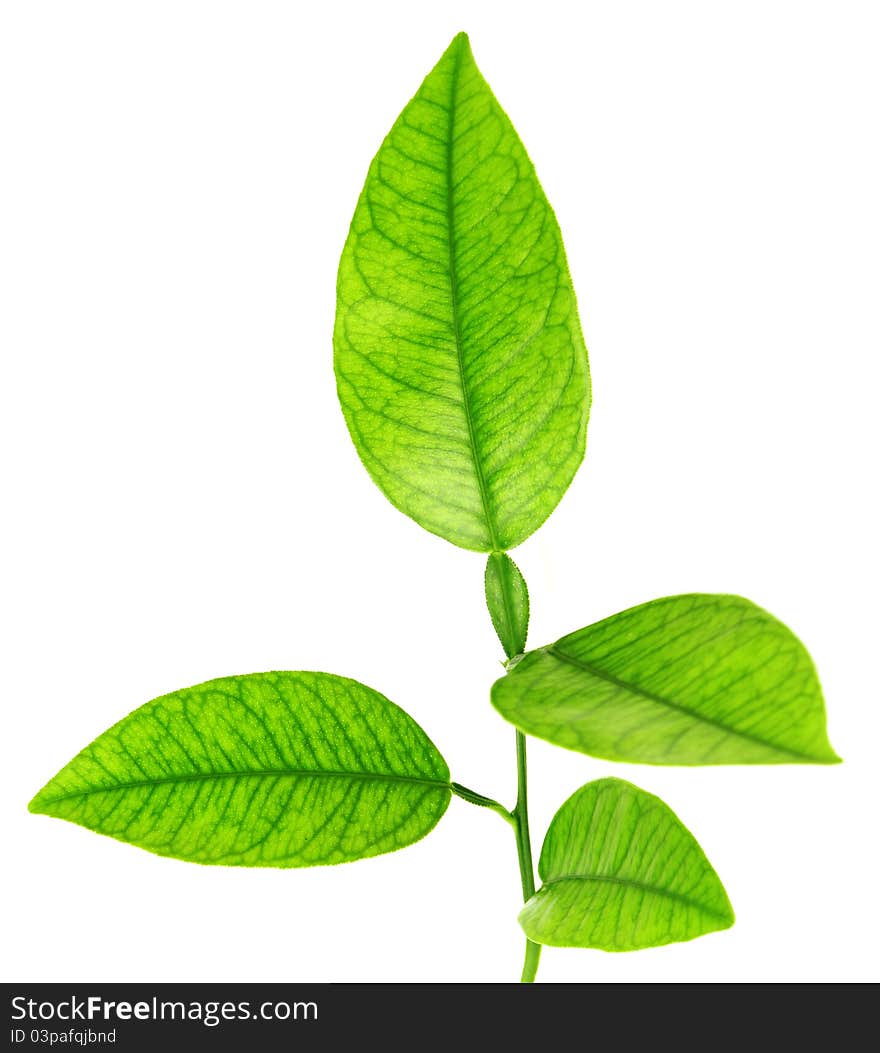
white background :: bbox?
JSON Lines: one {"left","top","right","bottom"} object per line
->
{"left": 2, "top": 1, "right": 878, "bottom": 983}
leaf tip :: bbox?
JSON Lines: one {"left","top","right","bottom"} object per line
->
{"left": 444, "top": 31, "right": 474, "bottom": 65}
{"left": 713, "top": 880, "right": 736, "bottom": 932}
{"left": 29, "top": 772, "right": 68, "bottom": 816}
{"left": 802, "top": 737, "right": 842, "bottom": 765}
{"left": 27, "top": 788, "right": 49, "bottom": 815}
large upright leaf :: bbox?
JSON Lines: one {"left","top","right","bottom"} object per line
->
{"left": 520, "top": 778, "right": 734, "bottom": 950}
{"left": 334, "top": 32, "right": 590, "bottom": 551}
{"left": 30, "top": 672, "right": 451, "bottom": 867}
{"left": 492, "top": 594, "right": 840, "bottom": 764}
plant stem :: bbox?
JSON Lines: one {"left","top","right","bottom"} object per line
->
{"left": 512, "top": 729, "right": 541, "bottom": 982}
{"left": 483, "top": 551, "right": 540, "bottom": 980}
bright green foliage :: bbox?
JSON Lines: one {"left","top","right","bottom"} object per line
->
{"left": 492, "top": 593, "right": 839, "bottom": 765}
{"left": 334, "top": 32, "right": 590, "bottom": 552}
{"left": 519, "top": 779, "right": 734, "bottom": 950}
{"left": 485, "top": 552, "right": 529, "bottom": 659}
{"left": 29, "top": 672, "right": 451, "bottom": 867}
{"left": 27, "top": 29, "right": 840, "bottom": 981}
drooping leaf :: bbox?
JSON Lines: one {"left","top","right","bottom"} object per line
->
{"left": 334, "top": 32, "right": 590, "bottom": 552}
{"left": 492, "top": 593, "right": 839, "bottom": 764}
{"left": 519, "top": 778, "right": 734, "bottom": 950}
{"left": 485, "top": 551, "right": 529, "bottom": 659}
{"left": 30, "top": 672, "right": 451, "bottom": 867}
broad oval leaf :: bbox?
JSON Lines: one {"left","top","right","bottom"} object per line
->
{"left": 485, "top": 551, "right": 529, "bottom": 659}
{"left": 334, "top": 32, "right": 590, "bottom": 552}
{"left": 492, "top": 593, "right": 840, "bottom": 764}
{"left": 29, "top": 672, "right": 451, "bottom": 867}
{"left": 519, "top": 778, "right": 734, "bottom": 950}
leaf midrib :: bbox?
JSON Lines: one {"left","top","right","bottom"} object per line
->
{"left": 539, "top": 872, "right": 732, "bottom": 923}
{"left": 32, "top": 767, "right": 453, "bottom": 808}
{"left": 543, "top": 645, "right": 818, "bottom": 762}
{"left": 445, "top": 40, "right": 499, "bottom": 550}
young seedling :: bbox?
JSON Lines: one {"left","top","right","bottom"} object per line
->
{"left": 29, "top": 32, "right": 838, "bottom": 983}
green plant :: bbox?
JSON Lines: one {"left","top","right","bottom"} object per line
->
{"left": 29, "top": 32, "right": 838, "bottom": 983}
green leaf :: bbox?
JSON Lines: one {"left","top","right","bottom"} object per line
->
{"left": 492, "top": 593, "right": 840, "bottom": 765}
{"left": 29, "top": 672, "right": 451, "bottom": 867}
{"left": 334, "top": 32, "right": 590, "bottom": 552}
{"left": 519, "top": 778, "right": 734, "bottom": 950}
{"left": 485, "top": 551, "right": 529, "bottom": 659}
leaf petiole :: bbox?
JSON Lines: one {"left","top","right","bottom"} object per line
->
{"left": 451, "top": 781, "right": 514, "bottom": 824}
